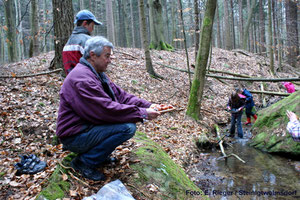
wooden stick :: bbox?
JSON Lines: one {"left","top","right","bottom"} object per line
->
{"left": 227, "top": 153, "right": 246, "bottom": 163}
{"left": 248, "top": 90, "right": 290, "bottom": 96}
{"left": 156, "top": 62, "right": 300, "bottom": 82}
{"left": 0, "top": 68, "right": 62, "bottom": 78}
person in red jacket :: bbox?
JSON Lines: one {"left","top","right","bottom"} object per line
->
{"left": 62, "top": 10, "right": 102, "bottom": 75}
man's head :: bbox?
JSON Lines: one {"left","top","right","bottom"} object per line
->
{"left": 74, "top": 10, "right": 102, "bottom": 33}
{"left": 84, "top": 36, "right": 114, "bottom": 73}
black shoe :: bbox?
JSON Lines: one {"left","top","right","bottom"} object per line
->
{"left": 71, "top": 157, "right": 106, "bottom": 181}
{"left": 103, "top": 156, "right": 118, "bottom": 164}
{"left": 15, "top": 154, "right": 47, "bottom": 175}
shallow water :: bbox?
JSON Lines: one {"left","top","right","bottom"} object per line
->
{"left": 188, "top": 130, "right": 300, "bottom": 200}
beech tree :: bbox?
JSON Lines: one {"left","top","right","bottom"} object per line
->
{"left": 4, "top": 0, "right": 17, "bottom": 63}
{"left": 138, "top": 0, "right": 159, "bottom": 77}
{"left": 285, "top": 0, "right": 299, "bottom": 68}
{"left": 148, "top": 0, "right": 173, "bottom": 50}
{"left": 29, "top": 0, "right": 39, "bottom": 58}
{"left": 50, "top": 0, "right": 74, "bottom": 71}
{"left": 187, "top": 0, "right": 217, "bottom": 120}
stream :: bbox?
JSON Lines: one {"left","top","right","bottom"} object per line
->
{"left": 187, "top": 126, "right": 300, "bottom": 200}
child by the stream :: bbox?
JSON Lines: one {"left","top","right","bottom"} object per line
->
{"left": 227, "top": 89, "right": 246, "bottom": 138}
{"left": 242, "top": 88, "right": 257, "bottom": 125}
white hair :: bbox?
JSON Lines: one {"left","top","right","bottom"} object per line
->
{"left": 83, "top": 36, "right": 114, "bottom": 59}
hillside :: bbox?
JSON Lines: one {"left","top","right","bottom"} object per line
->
{"left": 0, "top": 47, "right": 299, "bottom": 199}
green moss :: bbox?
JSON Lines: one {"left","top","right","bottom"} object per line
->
{"left": 37, "top": 166, "right": 70, "bottom": 200}
{"left": 186, "top": 79, "right": 201, "bottom": 120}
{"left": 0, "top": 171, "right": 5, "bottom": 179}
{"left": 203, "top": 17, "right": 212, "bottom": 26}
{"left": 37, "top": 153, "right": 77, "bottom": 200}
{"left": 132, "top": 132, "right": 208, "bottom": 200}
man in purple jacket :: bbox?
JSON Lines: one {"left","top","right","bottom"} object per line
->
{"left": 56, "top": 36, "right": 160, "bottom": 181}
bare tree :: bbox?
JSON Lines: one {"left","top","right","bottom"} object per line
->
{"left": 187, "top": 0, "right": 217, "bottom": 120}
{"left": 138, "top": 0, "right": 160, "bottom": 78}
{"left": 267, "top": 0, "right": 274, "bottom": 73}
{"left": 50, "top": 0, "right": 74, "bottom": 71}
{"left": 148, "top": 0, "right": 173, "bottom": 50}
{"left": 106, "top": 0, "right": 115, "bottom": 44}
{"left": 259, "top": 0, "right": 266, "bottom": 53}
{"left": 4, "top": 0, "right": 17, "bottom": 62}
{"left": 29, "top": 0, "right": 39, "bottom": 57}
{"left": 285, "top": 0, "right": 299, "bottom": 68}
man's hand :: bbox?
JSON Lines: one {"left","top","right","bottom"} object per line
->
{"left": 287, "top": 110, "right": 298, "bottom": 122}
{"left": 146, "top": 108, "right": 160, "bottom": 120}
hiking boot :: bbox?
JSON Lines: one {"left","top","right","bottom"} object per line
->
{"left": 71, "top": 157, "right": 106, "bottom": 181}
{"left": 245, "top": 117, "right": 251, "bottom": 125}
{"left": 102, "top": 156, "right": 118, "bottom": 165}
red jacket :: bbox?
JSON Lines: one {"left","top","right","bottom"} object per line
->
{"left": 62, "top": 26, "right": 91, "bottom": 75}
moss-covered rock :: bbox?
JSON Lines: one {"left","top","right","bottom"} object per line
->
{"left": 250, "top": 90, "right": 300, "bottom": 157}
{"left": 130, "top": 131, "right": 207, "bottom": 200}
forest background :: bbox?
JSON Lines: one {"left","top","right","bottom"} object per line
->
{"left": 0, "top": 0, "right": 299, "bottom": 70}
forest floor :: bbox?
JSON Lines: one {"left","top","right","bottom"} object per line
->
{"left": 0, "top": 47, "right": 299, "bottom": 199}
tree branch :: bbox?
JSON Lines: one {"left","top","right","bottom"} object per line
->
{"left": 0, "top": 69, "right": 62, "bottom": 78}
{"left": 248, "top": 90, "right": 290, "bottom": 96}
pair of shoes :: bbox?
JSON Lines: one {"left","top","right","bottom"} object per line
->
{"left": 71, "top": 157, "right": 106, "bottom": 181}
{"left": 102, "top": 156, "right": 118, "bottom": 165}
{"left": 15, "top": 154, "right": 47, "bottom": 175}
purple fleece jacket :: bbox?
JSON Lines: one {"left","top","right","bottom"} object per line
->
{"left": 56, "top": 62, "right": 151, "bottom": 138}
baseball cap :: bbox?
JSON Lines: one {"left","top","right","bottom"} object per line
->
{"left": 74, "top": 10, "right": 102, "bottom": 25}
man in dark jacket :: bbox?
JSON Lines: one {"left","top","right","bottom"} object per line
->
{"left": 62, "top": 10, "right": 102, "bottom": 75}
{"left": 56, "top": 36, "right": 160, "bottom": 181}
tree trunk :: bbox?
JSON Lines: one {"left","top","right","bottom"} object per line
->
{"left": 186, "top": 0, "right": 217, "bottom": 120}
{"left": 15, "top": 0, "right": 24, "bottom": 60}
{"left": 148, "top": 0, "right": 172, "bottom": 50}
{"left": 285, "top": 0, "right": 299, "bottom": 68}
{"left": 106, "top": 0, "right": 115, "bottom": 44}
{"left": 238, "top": 0, "right": 243, "bottom": 48}
{"left": 130, "top": 0, "right": 137, "bottom": 48}
{"left": 230, "top": 0, "right": 235, "bottom": 49}
{"left": 194, "top": 0, "right": 200, "bottom": 60}
{"left": 138, "top": 0, "right": 159, "bottom": 77}
{"left": 29, "top": 0, "right": 39, "bottom": 57}
{"left": 178, "top": 0, "right": 192, "bottom": 87}
{"left": 267, "top": 0, "right": 274, "bottom": 73}
{"left": 122, "top": 0, "right": 130, "bottom": 47}
{"left": 50, "top": 0, "right": 74, "bottom": 70}
{"left": 171, "top": 1, "right": 177, "bottom": 48}
{"left": 0, "top": 19, "right": 5, "bottom": 63}
{"left": 259, "top": 0, "right": 266, "bottom": 53}
{"left": 79, "top": 0, "right": 84, "bottom": 10}
{"left": 4, "top": 0, "right": 17, "bottom": 63}
{"left": 243, "top": 0, "right": 256, "bottom": 50}
{"left": 224, "top": 0, "right": 232, "bottom": 50}
{"left": 216, "top": 1, "right": 222, "bottom": 48}
{"left": 272, "top": 0, "right": 277, "bottom": 61}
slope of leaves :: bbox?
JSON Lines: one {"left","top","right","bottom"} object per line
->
{"left": 0, "top": 48, "right": 298, "bottom": 199}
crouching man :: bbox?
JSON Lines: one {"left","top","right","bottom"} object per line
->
{"left": 56, "top": 36, "right": 160, "bottom": 181}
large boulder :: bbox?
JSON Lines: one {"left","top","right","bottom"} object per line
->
{"left": 250, "top": 90, "right": 300, "bottom": 157}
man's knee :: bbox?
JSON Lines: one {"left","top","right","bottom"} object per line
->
{"left": 126, "top": 123, "right": 136, "bottom": 135}
{"left": 124, "top": 123, "right": 136, "bottom": 137}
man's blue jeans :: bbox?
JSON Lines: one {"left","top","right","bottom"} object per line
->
{"left": 61, "top": 123, "right": 136, "bottom": 167}
{"left": 230, "top": 112, "right": 243, "bottom": 138}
